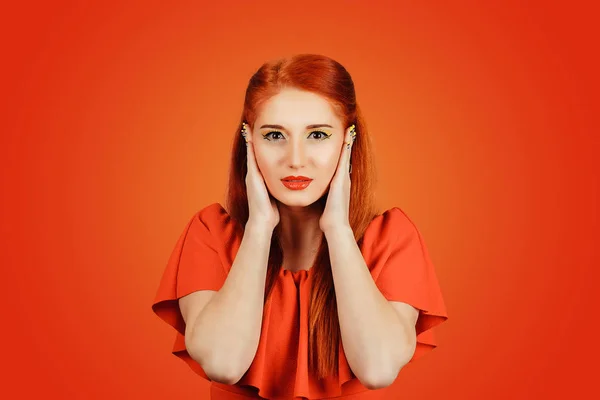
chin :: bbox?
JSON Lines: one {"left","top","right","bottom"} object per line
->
{"left": 274, "top": 193, "right": 315, "bottom": 207}
{"left": 271, "top": 186, "right": 329, "bottom": 208}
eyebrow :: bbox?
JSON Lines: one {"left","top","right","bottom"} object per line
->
{"left": 259, "top": 124, "right": 334, "bottom": 130}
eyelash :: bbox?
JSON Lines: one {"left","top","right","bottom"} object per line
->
{"left": 262, "top": 130, "right": 332, "bottom": 141}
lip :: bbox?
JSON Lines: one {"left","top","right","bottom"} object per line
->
{"left": 281, "top": 176, "right": 313, "bottom": 190}
{"left": 282, "top": 176, "right": 312, "bottom": 181}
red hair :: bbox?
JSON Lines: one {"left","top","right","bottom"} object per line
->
{"left": 225, "top": 54, "right": 379, "bottom": 379}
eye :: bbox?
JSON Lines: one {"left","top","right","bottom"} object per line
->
{"left": 262, "top": 130, "right": 332, "bottom": 141}
{"left": 309, "top": 130, "right": 332, "bottom": 140}
{"left": 263, "top": 131, "right": 285, "bottom": 141}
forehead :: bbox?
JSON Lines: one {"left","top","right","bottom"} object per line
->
{"left": 256, "top": 88, "right": 341, "bottom": 127}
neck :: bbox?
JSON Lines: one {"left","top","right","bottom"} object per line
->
{"left": 276, "top": 200, "right": 324, "bottom": 268}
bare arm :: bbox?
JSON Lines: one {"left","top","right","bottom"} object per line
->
{"left": 324, "top": 226, "right": 418, "bottom": 389}
{"left": 179, "top": 221, "right": 273, "bottom": 384}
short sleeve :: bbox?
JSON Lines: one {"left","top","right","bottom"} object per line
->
{"left": 364, "top": 207, "right": 449, "bottom": 363}
{"left": 151, "top": 203, "right": 231, "bottom": 380}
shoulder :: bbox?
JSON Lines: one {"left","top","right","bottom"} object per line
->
{"left": 359, "top": 206, "right": 426, "bottom": 277}
{"left": 195, "top": 202, "right": 229, "bottom": 224}
{"left": 189, "top": 202, "right": 235, "bottom": 234}
{"left": 362, "top": 206, "right": 418, "bottom": 246}
{"left": 187, "top": 203, "right": 243, "bottom": 253}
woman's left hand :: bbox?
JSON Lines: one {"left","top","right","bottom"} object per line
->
{"left": 319, "top": 125, "right": 355, "bottom": 234}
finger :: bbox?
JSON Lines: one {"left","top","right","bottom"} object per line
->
{"left": 333, "top": 126, "right": 352, "bottom": 182}
{"left": 242, "top": 123, "right": 257, "bottom": 175}
{"left": 344, "top": 125, "right": 354, "bottom": 172}
{"left": 345, "top": 124, "right": 357, "bottom": 177}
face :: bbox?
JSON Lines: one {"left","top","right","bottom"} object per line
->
{"left": 251, "top": 87, "right": 346, "bottom": 208}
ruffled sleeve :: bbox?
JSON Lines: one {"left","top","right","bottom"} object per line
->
{"left": 362, "top": 207, "right": 449, "bottom": 364}
{"left": 151, "top": 203, "right": 235, "bottom": 380}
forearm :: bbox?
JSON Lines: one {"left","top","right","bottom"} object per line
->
{"left": 189, "top": 221, "right": 273, "bottom": 381}
{"left": 324, "top": 226, "right": 411, "bottom": 388}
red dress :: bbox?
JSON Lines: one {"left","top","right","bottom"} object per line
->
{"left": 152, "top": 203, "right": 448, "bottom": 399}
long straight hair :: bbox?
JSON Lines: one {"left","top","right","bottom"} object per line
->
{"left": 225, "top": 54, "right": 379, "bottom": 379}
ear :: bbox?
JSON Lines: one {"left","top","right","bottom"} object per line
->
{"left": 345, "top": 124, "right": 357, "bottom": 149}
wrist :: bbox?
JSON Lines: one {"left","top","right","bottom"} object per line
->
{"left": 246, "top": 219, "right": 275, "bottom": 235}
{"left": 323, "top": 224, "right": 354, "bottom": 239}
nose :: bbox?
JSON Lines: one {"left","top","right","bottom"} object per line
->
{"left": 287, "top": 138, "right": 306, "bottom": 168}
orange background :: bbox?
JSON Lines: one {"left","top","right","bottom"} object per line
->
{"left": 1, "top": 0, "right": 598, "bottom": 398}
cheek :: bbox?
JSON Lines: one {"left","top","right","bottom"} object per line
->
{"left": 252, "top": 146, "right": 275, "bottom": 176}
{"left": 319, "top": 148, "right": 342, "bottom": 168}
{"left": 314, "top": 149, "right": 343, "bottom": 179}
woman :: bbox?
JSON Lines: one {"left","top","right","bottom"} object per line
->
{"left": 152, "top": 54, "right": 448, "bottom": 399}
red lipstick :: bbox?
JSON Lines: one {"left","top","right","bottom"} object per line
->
{"left": 281, "top": 175, "right": 313, "bottom": 190}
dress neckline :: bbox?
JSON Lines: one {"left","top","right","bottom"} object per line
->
{"left": 280, "top": 268, "right": 312, "bottom": 282}
{"left": 281, "top": 268, "right": 311, "bottom": 274}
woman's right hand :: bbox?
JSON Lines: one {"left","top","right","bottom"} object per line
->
{"left": 242, "top": 123, "right": 280, "bottom": 231}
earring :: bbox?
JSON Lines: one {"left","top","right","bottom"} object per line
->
{"left": 347, "top": 124, "right": 357, "bottom": 149}
{"left": 349, "top": 124, "right": 356, "bottom": 173}
{"left": 241, "top": 122, "right": 248, "bottom": 144}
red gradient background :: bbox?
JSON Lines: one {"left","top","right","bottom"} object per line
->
{"left": 1, "top": 1, "right": 598, "bottom": 399}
